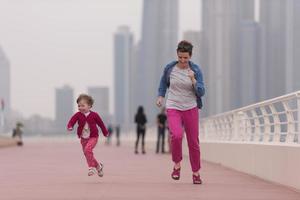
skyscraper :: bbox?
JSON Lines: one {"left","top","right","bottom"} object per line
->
{"left": 285, "top": 0, "right": 300, "bottom": 92}
{"left": 293, "top": 0, "right": 300, "bottom": 91}
{"left": 88, "top": 87, "right": 109, "bottom": 123}
{"left": 260, "top": 0, "right": 289, "bottom": 99}
{"left": 130, "top": 42, "right": 140, "bottom": 129}
{"left": 258, "top": 0, "right": 300, "bottom": 97}
{"left": 138, "top": 0, "right": 178, "bottom": 123}
{"left": 238, "top": 21, "right": 260, "bottom": 107}
{"left": 114, "top": 26, "right": 133, "bottom": 129}
{"left": 55, "top": 85, "right": 74, "bottom": 130}
{"left": 201, "top": 0, "right": 255, "bottom": 115}
{"left": 0, "top": 46, "right": 10, "bottom": 116}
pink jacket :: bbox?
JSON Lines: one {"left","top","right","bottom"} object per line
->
{"left": 67, "top": 111, "right": 109, "bottom": 138}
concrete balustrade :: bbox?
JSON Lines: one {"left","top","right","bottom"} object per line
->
{"left": 200, "top": 141, "right": 300, "bottom": 190}
{"left": 199, "top": 91, "right": 300, "bottom": 190}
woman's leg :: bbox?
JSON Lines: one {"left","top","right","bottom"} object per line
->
{"left": 141, "top": 129, "right": 146, "bottom": 153}
{"left": 135, "top": 128, "right": 140, "bottom": 153}
{"left": 161, "top": 127, "right": 166, "bottom": 153}
{"left": 182, "top": 107, "right": 201, "bottom": 173}
{"left": 156, "top": 127, "right": 162, "bottom": 153}
{"left": 166, "top": 109, "right": 184, "bottom": 166}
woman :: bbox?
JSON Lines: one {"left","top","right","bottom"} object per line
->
{"left": 156, "top": 40, "right": 205, "bottom": 184}
{"left": 134, "top": 106, "right": 147, "bottom": 154}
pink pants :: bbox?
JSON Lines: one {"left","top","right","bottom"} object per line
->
{"left": 80, "top": 137, "right": 99, "bottom": 168}
{"left": 167, "top": 107, "right": 201, "bottom": 172}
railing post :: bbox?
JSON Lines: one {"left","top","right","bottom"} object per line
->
{"left": 199, "top": 120, "right": 206, "bottom": 141}
{"left": 203, "top": 121, "right": 208, "bottom": 141}
{"left": 232, "top": 112, "right": 238, "bottom": 141}
{"left": 232, "top": 111, "right": 243, "bottom": 141}
{"left": 0, "top": 111, "right": 4, "bottom": 133}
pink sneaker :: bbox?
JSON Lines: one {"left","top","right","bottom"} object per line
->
{"left": 193, "top": 174, "right": 202, "bottom": 184}
{"left": 171, "top": 167, "right": 181, "bottom": 180}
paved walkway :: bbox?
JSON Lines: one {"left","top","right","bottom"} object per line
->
{"left": 0, "top": 136, "right": 17, "bottom": 148}
{"left": 0, "top": 138, "right": 300, "bottom": 200}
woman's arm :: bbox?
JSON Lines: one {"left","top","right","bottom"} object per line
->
{"left": 190, "top": 63, "right": 205, "bottom": 97}
{"left": 157, "top": 67, "right": 168, "bottom": 107}
{"left": 194, "top": 69, "right": 205, "bottom": 97}
{"left": 158, "top": 67, "right": 168, "bottom": 98}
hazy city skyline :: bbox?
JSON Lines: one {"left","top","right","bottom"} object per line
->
{"left": 0, "top": 0, "right": 201, "bottom": 119}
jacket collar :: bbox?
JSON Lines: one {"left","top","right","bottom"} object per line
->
{"left": 166, "top": 60, "right": 197, "bottom": 71}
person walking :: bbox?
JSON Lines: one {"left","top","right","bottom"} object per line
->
{"left": 115, "top": 125, "right": 121, "bottom": 146}
{"left": 12, "top": 122, "right": 24, "bottom": 146}
{"left": 134, "top": 106, "right": 147, "bottom": 154}
{"left": 156, "top": 40, "right": 205, "bottom": 184}
{"left": 105, "top": 124, "right": 114, "bottom": 145}
{"left": 156, "top": 107, "right": 167, "bottom": 154}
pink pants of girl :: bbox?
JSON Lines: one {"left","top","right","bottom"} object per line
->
{"left": 80, "top": 137, "right": 99, "bottom": 168}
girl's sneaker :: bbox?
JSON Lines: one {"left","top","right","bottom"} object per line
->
{"left": 88, "top": 167, "right": 97, "bottom": 176}
{"left": 96, "top": 163, "right": 104, "bottom": 177}
{"left": 171, "top": 167, "right": 181, "bottom": 180}
{"left": 193, "top": 174, "right": 202, "bottom": 184}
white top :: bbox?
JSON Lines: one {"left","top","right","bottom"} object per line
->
{"left": 81, "top": 112, "right": 91, "bottom": 139}
{"left": 166, "top": 65, "right": 197, "bottom": 111}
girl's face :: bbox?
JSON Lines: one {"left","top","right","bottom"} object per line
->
{"left": 177, "top": 51, "right": 191, "bottom": 68}
{"left": 78, "top": 100, "right": 91, "bottom": 113}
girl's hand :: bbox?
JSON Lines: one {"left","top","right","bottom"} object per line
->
{"left": 104, "top": 132, "right": 109, "bottom": 137}
{"left": 67, "top": 127, "right": 73, "bottom": 131}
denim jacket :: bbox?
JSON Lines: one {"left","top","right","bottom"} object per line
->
{"left": 158, "top": 61, "right": 205, "bottom": 109}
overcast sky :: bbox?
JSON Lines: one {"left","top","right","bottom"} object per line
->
{"left": 0, "top": 0, "right": 201, "bottom": 119}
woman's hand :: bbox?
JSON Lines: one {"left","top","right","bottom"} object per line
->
{"left": 187, "top": 69, "right": 196, "bottom": 85}
{"left": 156, "top": 96, "right": 164, "bottom": 107}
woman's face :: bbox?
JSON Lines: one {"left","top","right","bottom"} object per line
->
{"left": 177, "top": 51, "right": 191, "bottom": 68}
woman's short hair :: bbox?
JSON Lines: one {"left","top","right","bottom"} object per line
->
{"left": 177, "top": 40, "right": 193, "bottom": 56}
{"left": 76, "top": 94, "right": 94, "bottom": 106}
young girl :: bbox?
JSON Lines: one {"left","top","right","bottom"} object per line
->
{"left": 67, "top": 94, "right": 109, "bottom": 177}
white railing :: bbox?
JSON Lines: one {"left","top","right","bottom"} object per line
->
{"left": 200, "top": 91, "right": 300, "bottom": 144}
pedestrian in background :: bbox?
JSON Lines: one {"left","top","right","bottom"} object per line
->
{"left": 134, "top": 106, "right": 147, "bottom": 154}
{"left": 156, "top": 107, "right": 167, "bottom": 154}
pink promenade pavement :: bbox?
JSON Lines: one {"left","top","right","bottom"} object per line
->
{"left": 0, "top": 137, "right": 17, "bottom": 148}
{"left": 1, "top": 138, "right": 300, "bottom": 200}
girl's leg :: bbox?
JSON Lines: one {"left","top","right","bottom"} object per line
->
{"left": 182, "top": 107, "right": 201, "bottom": 173}
{"left": 80, "top": 138, "right": 88, "bottom": 165}
{"left": 166, "top": 109, "right": 184, "bottom": 165}
{"left": 81, "top": 137, "right": 99, "bottom": 168}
